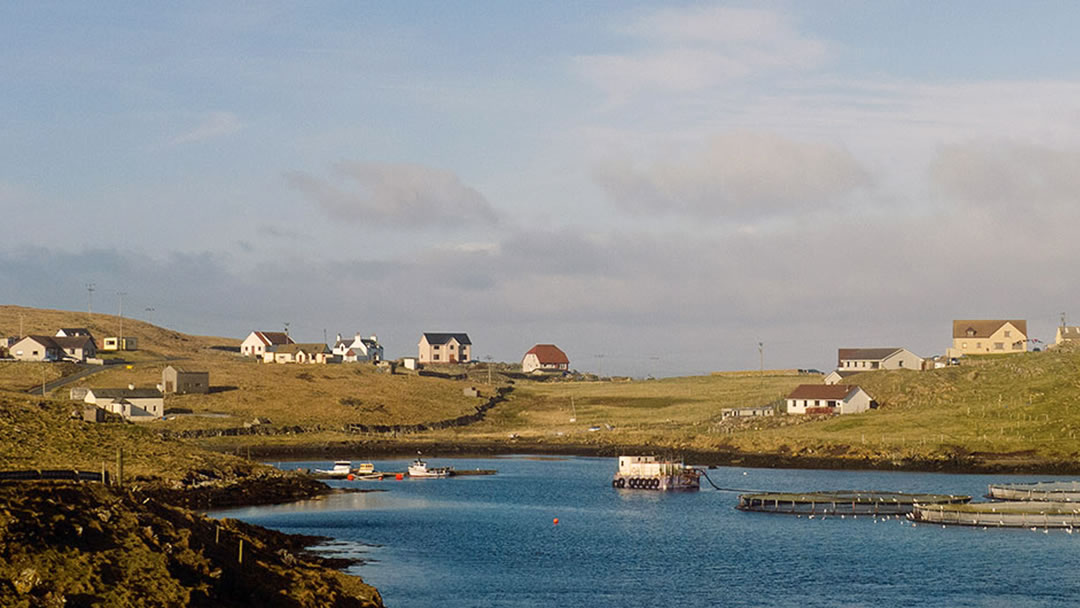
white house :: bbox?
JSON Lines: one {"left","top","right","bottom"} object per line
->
{"left": 332, "top": 332, "right": 384, "bottom": 362}
{"left": 837, "top": 348, "right": 923, "bottom": 372}
{"left": 522, "top": 344, "right": 570, "bottom": 373}
{"left": 241, "top": 330, "right": 295, "bottom": 357}
{"left": 786, "top": 384, "right": 874, "bottom": 415}
{"left": 84, "top": 386, "right": 164, "bottom": 421}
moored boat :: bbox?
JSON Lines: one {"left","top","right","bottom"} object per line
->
{"left": 315, "top": 461, "right": 353, "bottom": 478}
{"left": 408, "top": 458, "right": 452, "bottom": 478}
{"left": 612, "top": 456, "right": 700, "bottom": 491}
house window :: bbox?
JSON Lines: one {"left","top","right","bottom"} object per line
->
{"left": 433, "top": 345, "right": 440, "bottom": 350}
{"left": 871, "top": 362, "right": 879, "bottom": 369}
{"left": 1004, "top": 331, "right": 1011, "bottom": 338}
{"left": 994, "top": 342, "right": 1004, "bottom": 351}
{"left": 976, "top": 342, "right": 981, "bottom": 349}
{"left": 898, "top": 361, "right": 904, "bottom": 368}
{"left": 434, "top": 354, "right": 440, "bottom": 361}
{"left": 449, "top": 345, "right": 455, "bottom": 351}
{"left": 1013, "top": 342, "right": 1022, "bottom": 350}
{"left": 815, "top": 400, "right": 821, "bottom": 406}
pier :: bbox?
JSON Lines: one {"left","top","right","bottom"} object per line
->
{"left": 737, "top": 490, "right": 970, "bottom": 515}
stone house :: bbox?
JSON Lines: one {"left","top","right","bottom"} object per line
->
{"left": 162, "top": 365, "right": 209, "bottom": 394}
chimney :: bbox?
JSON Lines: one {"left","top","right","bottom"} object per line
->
{"left": 370, "top": 334, "right": 378, "bottom": 343}
{"left": 336, "top": 333, "right": 342, "bottom": 343}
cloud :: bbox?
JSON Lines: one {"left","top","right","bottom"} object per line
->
{"left": 931, "top": 140, "right": 1080, "bottom": 215}
{"left": 170, "top": 111, "right": 243, "bottom": 145}
{"left": 575, "top": 7, "right": 826, "bottom": 99}
{"left": 285, "top": 162, "right": 499, "bottom": 227}
{"left": 592, "top": 132, "right": 872, "bottom": 220}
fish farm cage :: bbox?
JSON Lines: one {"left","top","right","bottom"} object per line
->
{"left": 987, "top": 481, "right": 1080, "bottom": 502}
{"left": 910, "top": 501, "right": 1080, "bottom": 528}
{"left": 737, "top": 491, "right": 971, "bottom": 515}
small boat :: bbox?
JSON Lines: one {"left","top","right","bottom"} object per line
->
{"left": 408, "top": 458, "right": 451, "bottom": 478}
{"left": 315, "top": 461, "right": 353, "bottom": 478}
{"left": 353, "top": 462, "right": 383, "bottom": 480}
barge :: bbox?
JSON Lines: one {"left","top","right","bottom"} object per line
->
{"left": 612, "top": 456, "right": 700, "bottom": 491}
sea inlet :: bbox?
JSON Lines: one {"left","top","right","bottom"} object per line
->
{"left": 212, "top": 456, "right": 1080, "bottom": 607}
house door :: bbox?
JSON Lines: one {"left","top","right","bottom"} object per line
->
{"left": 165, "top": 381, "right": 174, "bottom": 393}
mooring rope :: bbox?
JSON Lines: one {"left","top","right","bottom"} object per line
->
{"left": 697, "top": 468, "right": 765, "bottom": 493}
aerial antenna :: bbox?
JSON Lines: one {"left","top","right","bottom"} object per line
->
{"left": 117, "top": 292, "right": 127, "bottom": 346}
{"left": 86, "top": 283, "right": 96, "bottom": 317}
{"left": 283, "top": 322, "right": 290, "bottom": 336}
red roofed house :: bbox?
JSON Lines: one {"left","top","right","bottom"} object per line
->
{"left": 241, "top": 330, "right": 295, "bottom": 358}
{"left": 786, "top": 384, "right": 874, "bottom": 415}
{"left": 522, "top": 344, "right": 570, "bottom": 374}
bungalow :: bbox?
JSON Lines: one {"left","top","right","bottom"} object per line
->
{"left": 419, "top": 333, "right": 471, "bottom": 364}
{"left": 9, "top": 335, "right": 96, "bottom": 362}
{"left": 241, "top": 330, "right": 295, "bottom": 358}
{"left": 332, "top": 332, "right": 384, "bottom": 362}
{"left": 947, "top": 320, "right": 1027, "bottom": 359}
{"left": 1055, "top": 326, "right": 1080, "bottom": 347}
{"left": 162, "top": 365, "right": 209, "bottom": 394}
{"left": 84, "top": 386, "right": 163, "bottom": 421}
{"left": 837, "top": 348, "right": 923, "bottom": 372}
{"left": 522, "top": 344, "right": 570, "bottom": 373}
{"left": 786, "top": 384, "right": 874, "bottom": 415}
{"left": 265, "top": 343, "right": 332, "bottom": 364}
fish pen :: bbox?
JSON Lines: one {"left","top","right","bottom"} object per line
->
{"left": 910, "top": 501, "right": 1080, "bottom": 528}
{"left": 737, "top": 491, "right": 971, "bottom": 516}
{"left": 987, "top": 481, "right": 1080, "bottom": 502}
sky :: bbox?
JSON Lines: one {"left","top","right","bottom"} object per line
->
{"left": 3, "top": 2, "right": 1080, "bottom": 376}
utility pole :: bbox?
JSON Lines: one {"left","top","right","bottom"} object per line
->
{"left": 595, "top": 354, "right": 604, "bottom": 377}
{"left": 283, "top": 322, "right": 290, "bottom": 337}
{"left": 758, "top": 342, "right": 764, "bottom": 386}
{"left": 144, "top": 307, "right": 155, "bottom": 326}
{"left": 1062, "top": 312, "right": 1068, "bottom": 328}
{"left": 86, "top": 283, "right": 96, "bottom": 317}
{"left": 485, "top": 355, "right": 493, "bottom": 385}
{"left": 117, "top": 292, "right": 127, "bottom": 347}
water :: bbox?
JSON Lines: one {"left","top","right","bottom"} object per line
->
{"left": 213, "top": 457, "right": 1080, "bottom": 607}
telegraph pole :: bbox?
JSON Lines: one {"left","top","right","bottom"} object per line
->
{"left": 758, "top": 342, "right": 764, "bottom": 386}
{"left": 144, "top": 307, "right": 155, "bottom": 326}
{"left": 86, "top": 283, "right": 96, "bottom": 318}
{"left": 117, "top": 292, "right": 127, "bottom": 347}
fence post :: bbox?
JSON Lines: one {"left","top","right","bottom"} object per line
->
{"left": 238, "top": 539, "right": 244, "bottom": 564}
{"left": 115, "top": 448, "right": 123, "bottom": 488}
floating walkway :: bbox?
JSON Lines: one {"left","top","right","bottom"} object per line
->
{"left": 987, "top": 481, "right": 1080, "bottom": 502}
{"left": 737, "top": 491, "right": 970, "bottom": 515}
{"left": 911, "top": 501, "right": 1080, "bottom": 528}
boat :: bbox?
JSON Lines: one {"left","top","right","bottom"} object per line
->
{"left": 352, "top": 462, "right": 383, "bottom": 480}
{"left": 408, "top": 458, "right": 452, "bottom": 478}
{"left": 611, "top": 456, "right": 700, "bottom": 491}
{"left": 315, "top": 461, "right": 353, "bottom": 478}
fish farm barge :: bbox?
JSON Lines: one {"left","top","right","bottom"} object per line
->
{"left": 987, "top": 481, "right": 1080, "bottom": 502}
{"left": 910, "top": 501, "right": 1080, "bottom": 528}
{"left": 737, "top": 491, "right": 971, "bottom": 515}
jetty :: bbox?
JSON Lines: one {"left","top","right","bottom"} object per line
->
{"left": 737, "top": 490, "right": 970, "bottom": 515}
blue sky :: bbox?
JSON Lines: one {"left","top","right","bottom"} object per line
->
{"left": 4, "top": 2, "right": 1080, "bottom": 375}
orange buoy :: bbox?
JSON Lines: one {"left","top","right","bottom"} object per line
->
{"left": 553, "top": 518, "right": 559, "bottom": 525}
{"left": 396, "top": 473, "right": 404, "bottom": 480}
{"left": 347, "top": 473, "right": 355, "bottom": 481}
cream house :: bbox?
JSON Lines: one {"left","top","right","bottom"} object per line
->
{"left": 241, "top": 330, "right": 295, "bottom": 358}
{"left": 1055, "top": 326, "right": 1080, "bottom": 347}
{"left": 9, "top": 335, "right": 96, "bottom": 362}
{"left": 418, "top": 333, "right": 471, "bottom": 364}
{"left": 84, "top": 386, "right": 164, "bottom": 421}
{"left": 786, "top": 384, "right": 873, "bottom": 415}
{"left": 264, "top": 343, "right": 331, "bottom": 364}
{"left": 947, "top": 320, "right": 1027, "bottom": 359}
{"left": 837, "top": 348, "right": 923, "bottom": 372}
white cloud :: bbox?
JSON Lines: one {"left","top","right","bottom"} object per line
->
{"left": 285, "top": 162, "right": 498, "bottom": 227}
{"left": 592, "top": 131, "right": 871, "bottom": 220}
{"left": 575, "top": 7, "right": 826, "bottom": 99}
{"left": 170, "top": 111, "right": 243, "bottom": 145}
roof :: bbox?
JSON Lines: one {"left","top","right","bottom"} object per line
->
{"left": 253, "top": 331, "right": 295, "bottom": 346}
{"left": 826, "top": 370, "right": 863, "bottom": 379}
{"left": 18, "top": 335, "right": 61, "bottom": 349}
{"left": 275, "top": 343, "right": 330, "bottom": 355}
{"left": 164, "top": 365, "right": 207, "bottom": 375}
{"left": 52, "top": 335, "right": 95, "bottom": 349}
{"left": 1058, "top": 326, "right": 1080, "bottom": 339}
{"left": 88, "top": 388, "right": 163, "bottom": 399}
{"left": 524, "top": 344, "right": 569, "bottom": 364}
{"left": 952, "top": 320, "right": 1027, "bottom": 339}
{"left": 422, "top": 332, "right": 471, "bottom": 345}
{"left": 57, "top": 328, "right": 92, "bottom": 336}
{"left": 837, "top": 348, "right": 901, "bottom": 362}
{"left": 787, "top": 384, "right": 861, "bottom": 400}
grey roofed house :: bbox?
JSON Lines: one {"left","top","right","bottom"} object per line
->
{"left": 421, "top": 333, "right": 472, "bottom": 345}
{"left": 84, "top": 386, "right": 164, "bottom": 421}
{"left": 162, "top": 365, "right": 209, "bottom": 394}
{"left": 9, "top": 335, "right": 96, "bottom": 362}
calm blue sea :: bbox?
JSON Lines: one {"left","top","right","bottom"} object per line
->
{"left": 212, "top": 457, "right": 1080, "bottom": 607}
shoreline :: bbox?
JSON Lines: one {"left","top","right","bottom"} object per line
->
{"left": 229, "top": 440, "right": 1080, "bottom": 476}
